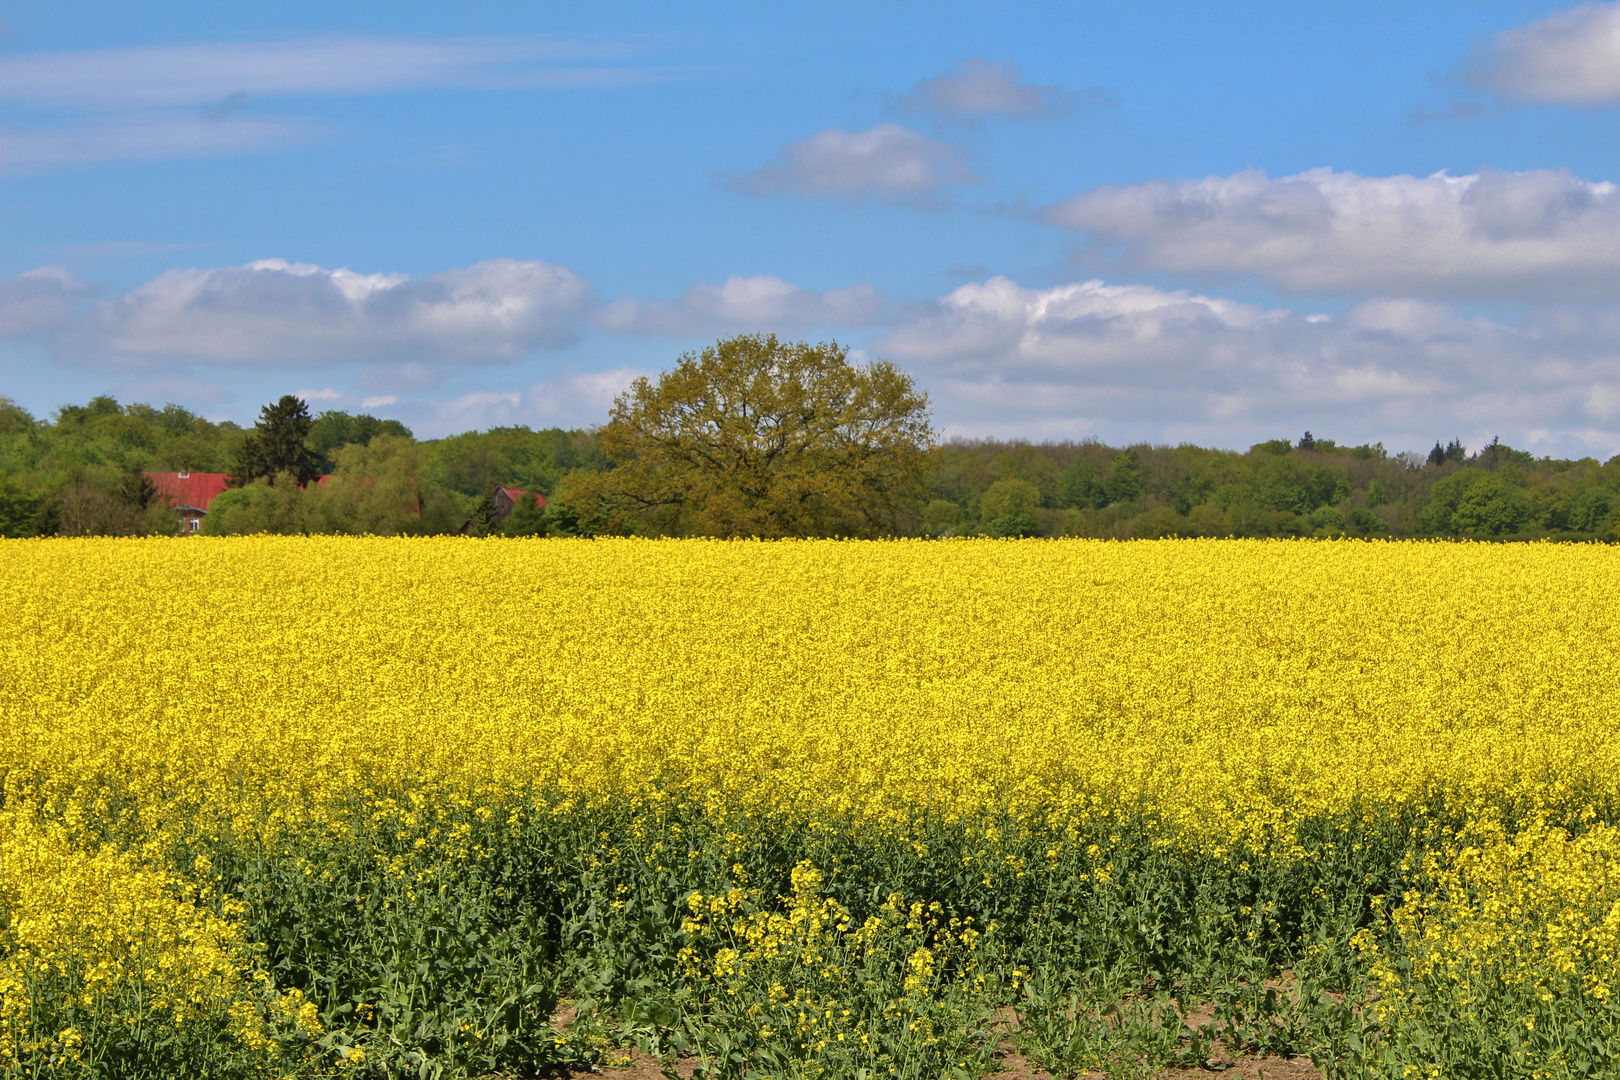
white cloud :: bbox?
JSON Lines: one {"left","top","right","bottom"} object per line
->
{"left": 357, "top": 362, "right": 440, "bottom": 392}
{"left": 0, "top": 267, "right": 97, "bottom": 336}
{"left": 882, "top": 277, "right": 1292, "bottom": 380}
{"left": 428, "top": 369, "right": 640, "bottom": 435}
{"left": 595, "top": 276, "right": 885, "bottom": 335}
{"left": 0, "top": 36, "right": 655, "bottom": 171}
{"left": 0, "top": 36, "right": 636, "bottom": 110}
{"left": 0, "top": 257, "right": 594, "bottom": 367}
{"left": 360, "top": 394, "right": 399, "bottom": 408}
{"left": 1469, "top": 2, "right": 1620, "bottom": 104}
{"left": 893, "top": 58, "right": 1103, "bottom": 118}
{"left": 0, "top": 115, "right": 312, "bottom": 173}
{"left": 297, "top": 386, "right": 344, "bottom": 401}
{"left": 1043, "top": 166, "right": 1620, "bottom": 300}
{"left": 101, "top": 258, "right": 592, "bottom": 365}
{"left": 735, "top": 124, "right": 974, "bottom": 202}
{"left": 878, "top": 275, "right": 1620, "bottom": 456}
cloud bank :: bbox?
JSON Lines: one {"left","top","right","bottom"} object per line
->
{"left": 432, "top": 370, "right": 641, "bottom": 433}
{"left": 0, "top": 267, "right": 98, "bottom": 336}
{"left": 596, "top": 276, "right": 884, "bottom": 335}
{"left": 0, "top": 258, "right": 594, "bottom": 366}
{"left": 13, "top": 253, "right": 1620, "bottom": 456}
{"left": 879, "top": 276, "right": 1620, "bottom": 454}
{"left": 1044, "top": 167, "right": 1620, "bottom": 300}
{"left": 735, "top": 124, "right": 974, "bottom": 201}
{"left": 1469, "top": 2, "right": 1620, "bottom": 104}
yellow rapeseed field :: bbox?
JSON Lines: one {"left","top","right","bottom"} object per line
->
{"left": 2, "top": 536, "right": 1618, "bottom": 1078}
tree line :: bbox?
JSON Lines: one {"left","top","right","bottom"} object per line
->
{"left": 3, "top": 334, "right": 1617, "bottom": 541}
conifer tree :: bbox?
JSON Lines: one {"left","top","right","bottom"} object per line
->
{"left": 230, "top": 395, "right": 319, "bottom": 487}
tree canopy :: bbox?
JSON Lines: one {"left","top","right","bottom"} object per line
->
{"left": 231, "top": 395, "right": 319, "bottom": 487}
{"left": 5, "top": 386, "right": 1620, "bottom": 542}
{"left": 307, "top": 411, "right": 413, "bottom": 473}
{"left": 569, "top": 334, "right": 938, "bottom": 538}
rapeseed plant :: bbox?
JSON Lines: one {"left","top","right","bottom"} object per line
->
{"left": 1, "top": 536, "right": 1617, "bottom": 1077}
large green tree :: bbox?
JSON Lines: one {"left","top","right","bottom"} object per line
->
{"left": 571, "top": 334, "right": 937, "bottom": 538}
{"left": 230, "top": 395, "right": 319, "bottom": 487}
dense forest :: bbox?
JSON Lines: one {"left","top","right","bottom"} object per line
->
{"left": 2, "top": 392, "right": 1616, "bottom": 541}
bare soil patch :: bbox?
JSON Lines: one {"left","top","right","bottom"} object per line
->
{"left": 551, "top": 1043, "right": 1323, "bottom": 1079}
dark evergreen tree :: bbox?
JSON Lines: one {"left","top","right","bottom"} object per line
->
{"left": 1426, "top": 438, "right": 1468, "bottom": 467}
{"left": 114, "top": 467, "right": 157, "bottom": 512}
{"left": 230, "top": 395, "right": 319, "bottom": 487}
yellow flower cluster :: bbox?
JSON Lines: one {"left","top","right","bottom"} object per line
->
{"left": 8, "top": 537, "right": 1618, "bottom": 842}
{"left": 1362, "top": 817, "right": 1620, "bottom": 1071}
{"left": 2, "top": 535, "right": 1619, "bottom": 1072}
{"left": 0, "top": 814, "right": 261, "bottom": 1067}
{"left": 1380, "top": 819, "right": 1620, "bottom": 1005}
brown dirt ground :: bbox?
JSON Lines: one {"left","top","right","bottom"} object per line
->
{"left": 556, "top": 1044, "right": 1324, "bottom": 1079}
{"left": 548, "top": 993, "right": 1326, "bottom": 1080}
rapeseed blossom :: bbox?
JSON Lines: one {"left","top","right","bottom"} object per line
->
{"left": 2, "top": 536, "right": 1618, "bottom": 1077}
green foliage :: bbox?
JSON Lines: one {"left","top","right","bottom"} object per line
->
{"left": 0, "top": 476, "right": 55, "bottom": 538}
{"left": 1305, "top": 505, "right": 1348, "bottom": 537}
{"left": 919, "top": 499, "right": 963, "bottom": 537}
{"left": 977, "top": 478, "right": 1042, "bottom": 537}
{"left": 1473, "top": 435, "right": 1535, "bottom": 471}
{"left": 933, "top": 435, "right": 1616, "bottom": 543}
{"left": 164, "top": 786, "right": 1430, "bottom": 1080}
{"left": 205, "top": 440, "right": 467, "bottom": 536}
{"left": 231, "top": 396, "right": 319, "bottom": 488}
{"left": 984, "top": 510, "right": 1039, "bottom": 538}
{"left": 570, "top": 334, "right": 938, "bottom": 538}
{"left": 979, "top": 477, "right": 1040, "bottom": 518}
{"left": 1428, "top": 438, "right": 1467, "bottom": 467}
{"left": 0, "top": 392, "right": 610, "bottom": 538}
{"left": 429, "top": 426, "right": 602, "bottom": 499}
{"left": 498, "top": 494, "right": 549, "bottom": 537}
{"left": 1418, "top": 470, "right": 1533, "bottom": 536}
{"left": 55, "top": 466, "right": 176, "bottom": 537}
{"left": 1103, "top": 450, "right": 1143, "bottom": 505}
{"left": 0, "top": 396, "right": 37, "bottom": 437}
{"left": 307, "top": 412, "right": 413, "bottom": 473}
{"left": 674, "top": 865, "right": 1004, "bottom": 1079}
{"left": 201, "top": 476, "right": 314, "bottom": 535}
{"left": 5, "top": 393, "right": 1620, "bottom": 544}
{"left": 316, "top": 436, "right": 466, "bottom": 535}
{"left": 1184, "top": 504, "right": 1228, "bottom": 537}
{"left": 1057, "top": 459, "right": 1106, "bottom": 510}
{"left": 1566, "top": 488, "right": 1613, "bottom": 534}
{"left": 1349, "top": 507, "right": 1388, "bottom": 535}
{"left": 1134, "top": 506, "right": 1183, "bottom": 539}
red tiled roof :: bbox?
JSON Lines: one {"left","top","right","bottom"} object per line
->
{"left": 145, "top": 472, "right": 230, "bottom": 512}
{"left": 497, "top": 486, "right": 547, "bottom": 510}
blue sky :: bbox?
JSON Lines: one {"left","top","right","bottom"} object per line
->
{"left": 5, "top": 0, "right": 1620, "bottom": 456}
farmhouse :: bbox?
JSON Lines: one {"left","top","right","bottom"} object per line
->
{"left": 144, "top": 471, "right": 230, "bottom": 533}
{"left": 459, "top": 486, "right": 546, "bottom": 533}
{"left": 493, "top": 486, "right": 544, "bottom": 519}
